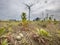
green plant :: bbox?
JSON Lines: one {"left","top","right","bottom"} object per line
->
{"left": 21, "top": 12, "right": 28, "bottom": 26}
{"left": 37, "top": 28, "right": 51, "bottom": 36}
{"left": 0, "top": 27, "right": 6, "bottom": 36}
{"left": 21, "top": 12, "right": 27, "bottom": 22}
{"left": 2, "top": 39, "right": 8, "bottom": 45}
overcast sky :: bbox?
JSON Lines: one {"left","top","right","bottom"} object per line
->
{"left": 0, "top": 0, "right": 60, "bottom": 20}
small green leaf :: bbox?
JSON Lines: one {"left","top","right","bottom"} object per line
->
{"left": 2, "top": 39, "right": 8, "bottom": 45}
{"left": 37, "top": 28, "right": 51, "bottom": 36}
{"left": 0, "top": 27, "right": 5, "bottom": 36}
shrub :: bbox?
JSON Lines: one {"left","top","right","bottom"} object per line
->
{"left": 21, "top": 12, "right": 28, "bottom": 26}
{"left": 34, "top": 17, "right": 40, "bottom": 21}
{"left": 21, "top": 12, "right": 27, "bottom": 22}
{"left": 49, "top": 17, "right": 52, "bottom": 20}
{"left": 54, "top": 18, "right": 57, "bottom": 24}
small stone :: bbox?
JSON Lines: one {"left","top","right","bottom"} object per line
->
{"left": 16, "top": 35, "right": 21, "bottom": 41}
{"left": 19, "top": 33, "right": 23, "bottom": 37}
{"left": 16, "top": 36, "right": 21, "bottom": 39}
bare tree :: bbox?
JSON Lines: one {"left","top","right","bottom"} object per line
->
{"left": 24, "top": 4, "right": 34, "bottom": 20}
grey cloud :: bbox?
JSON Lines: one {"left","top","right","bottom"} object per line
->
{"left": 0, "top": 0, "right": 60, "bottom": 20}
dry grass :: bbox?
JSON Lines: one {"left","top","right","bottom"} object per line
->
{"left": 0, "top": 21, "right": 60, "bottom": 45}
